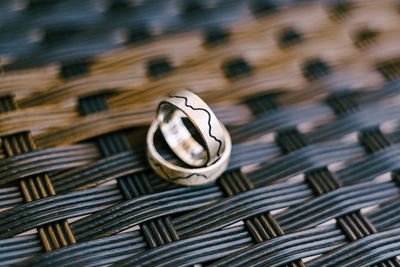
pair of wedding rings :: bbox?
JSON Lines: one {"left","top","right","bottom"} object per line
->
{"left": 146, "top": 89, "right": 232, "bottom": 186}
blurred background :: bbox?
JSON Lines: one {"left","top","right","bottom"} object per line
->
{"left": 0, "top": 0, "right": 399, "bottom": 103}
{"left": 0, "top": 0, "right": 399, "bottom": 106}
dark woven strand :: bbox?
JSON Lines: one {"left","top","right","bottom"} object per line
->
{"left": 0, "top": 234, "right": 42, "bottom": 266}
{"left": 0, "top": 185, "right": 122, "bottom": 238}
{"left": 0, "top": 144, "right": 99, "bottom": 185}
{"left": 0, "top": 95, "right": 77, "bottom": 251}
{"left": 210, "top": 225, "right": 346, "bottom": 267}
{"left": 0, "top": 186, "right": 23, "bottom": 209}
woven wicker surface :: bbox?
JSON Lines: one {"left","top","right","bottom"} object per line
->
{"left": 1, "top": 0, "right": 400, "bottom": 266}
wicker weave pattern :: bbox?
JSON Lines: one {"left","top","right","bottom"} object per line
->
{"left": 1, "top": 0, "right": 400, "bottom": 266}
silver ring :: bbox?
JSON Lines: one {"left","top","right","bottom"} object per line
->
{"left": 146, "top": 120, "right": 231, "bottom": 186}
{"left": 157, "top": 89, "right": 225, "bottom": 167}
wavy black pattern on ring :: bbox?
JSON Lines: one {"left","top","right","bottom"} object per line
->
{"left": 70, "top": 185, "right": 222, "bottom": 241}
{"left": 308, "top": 228, "right": 400, "bottom": 267}
{"left": 170, "top": 95, "right": 223, "bottom": 157}
{"left": 210, "top": 225, "right": 345, "bottom": 267}
{"left": 275, "top": 181, "right": 399, "bottom": 232}
{"left": 113, "top": 226, "right": 252, "bottom": 267}
{"left": 0, "top": 186, "right": 122, "bottom": 238}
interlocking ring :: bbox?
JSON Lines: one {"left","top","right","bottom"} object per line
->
{"left": 156, "top": 89, "right": 226, "bottom": 167}
{"left": 147, "top": 89, "right": 232, "bottom": 186}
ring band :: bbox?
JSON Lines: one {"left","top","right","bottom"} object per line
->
{"left": 157, "top": 89, "right": 225, "bottom": 167}
{"left": 147, "top": 120, "right": 231, "bottom": 186}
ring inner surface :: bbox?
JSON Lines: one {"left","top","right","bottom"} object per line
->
{"left": 158, "top": 103, "right": 208, "bottom": 167}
